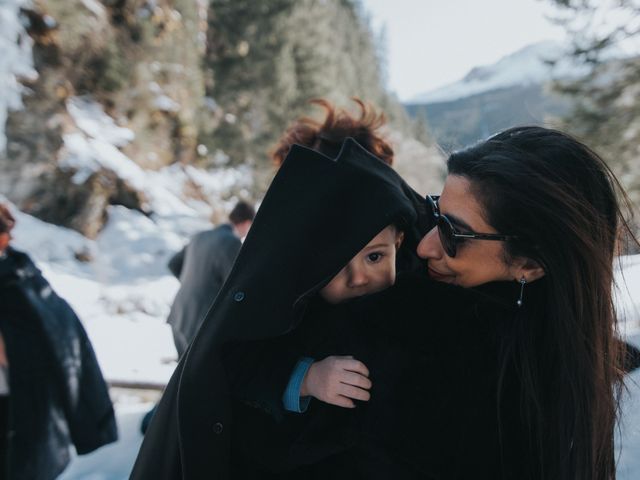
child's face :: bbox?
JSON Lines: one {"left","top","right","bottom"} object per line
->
{"left": 320, "top": 225, "right": 404, "bottom": 304}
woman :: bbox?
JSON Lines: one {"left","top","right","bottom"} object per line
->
{"left": 412, "top": 125, "right": 632, "bottom": 479}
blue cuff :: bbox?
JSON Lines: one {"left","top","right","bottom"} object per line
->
{"left": 282, "top": 357, "right": 314, "bottom": 413}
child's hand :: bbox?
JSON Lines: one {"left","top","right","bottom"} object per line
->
{"left": 300, "top": 355, "right": 371, "bottom": 408}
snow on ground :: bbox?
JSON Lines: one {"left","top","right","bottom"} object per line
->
{"left": 616, "top": 255, "right": 640, "bottom": 338}
{"left": 618, "top": 353, "right": 640, "bottom": 480}
{"left": 617, "top": 255, "right": 640, "bottom": 479}
{"left": 58, "top": 392, "right": 155, "bottom": 480}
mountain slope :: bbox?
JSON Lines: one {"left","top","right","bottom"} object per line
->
{"left": 409, "top": 41, "right": 582, "bottom": 105}
{"left": 405, "top": 41, "right": 581, "bottom": 150}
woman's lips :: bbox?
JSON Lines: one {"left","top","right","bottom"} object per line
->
{"left": 427, "top": 266, "right": 452, "bottom": 282}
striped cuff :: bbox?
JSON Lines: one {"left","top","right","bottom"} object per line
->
{"left": 282, "top": 357, "right": 314, "bottom": 413}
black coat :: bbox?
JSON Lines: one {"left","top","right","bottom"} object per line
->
{"left": 167, "top": 224, "right": 242, "bottom": 356}
{"left": 227, "top": 274, "right": 539, "bottom": 480}
{"left": 130, "top": 138, "right": 428, "bottom": 479}
{"left": 0, "top": 248, "right": 117, "bottom": 480}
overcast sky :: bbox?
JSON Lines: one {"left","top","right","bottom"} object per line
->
{"left": 361, "top": 0, "right": 566, "bottom": 101}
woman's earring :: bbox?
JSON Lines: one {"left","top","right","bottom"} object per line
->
{"left": 517, "top": 276, "right": 526, "bottom": 307}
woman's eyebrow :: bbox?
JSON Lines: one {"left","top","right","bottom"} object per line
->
{"left": 443, "top": 213, "right": 473, "bottom": 232}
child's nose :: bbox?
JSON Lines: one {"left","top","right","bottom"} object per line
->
{"left": 347, "top": 264, "right": 369, "bottom": 288}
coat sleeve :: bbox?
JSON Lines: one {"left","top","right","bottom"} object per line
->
{"left": 221, "top": 334, "right": 305, "bottom": 422}
{"left": 20, "top": 273, "right": 118, "bottom": 454}
{"left": 70, "top": 318, "right": 119, "bottom": 453}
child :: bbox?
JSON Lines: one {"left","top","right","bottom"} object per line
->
{"left": 227, "top": 221, "right": 416, "bottom": 477}
{"left": 282, "top": 224, "right": 405, "bottom": 413}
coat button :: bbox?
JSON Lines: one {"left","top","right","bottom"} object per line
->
{"left": 213, "top": 422, "right": 224, "bottom": 434}
{"left": 233, "top": 291, "right": 245, "bottom": 302}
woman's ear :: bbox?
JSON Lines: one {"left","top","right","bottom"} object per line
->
{"left": 395, "top": 231, "right": 405, "bottom": 250}
{"left": 515, "top": 257, "right": 545, "bottom": 283}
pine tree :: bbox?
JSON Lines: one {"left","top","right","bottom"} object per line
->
{"left": 548, "top": 0, "right": 640, "bottom": 226}
{"left": 201, "top": 0, "right": 415, "bottom": 173}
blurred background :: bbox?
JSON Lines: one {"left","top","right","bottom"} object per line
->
{"left": 1, "top": 0, "right": 639, "bottom": 478}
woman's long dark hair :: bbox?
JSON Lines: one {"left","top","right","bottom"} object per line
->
{"left": 448, "top": 126, "right": 635, "bottom": 480}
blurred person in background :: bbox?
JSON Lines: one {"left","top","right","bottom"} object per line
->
{"left": 0, "top": 203, "right": 117, "bottom": 480}
{"left": 167, "top": 200, "right": 256, "bottom": 359}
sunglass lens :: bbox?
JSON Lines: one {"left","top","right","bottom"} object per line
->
{"left": 437, "top": 216, "right": 457, "bottom": 257}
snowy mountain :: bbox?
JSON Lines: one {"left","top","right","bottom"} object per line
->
{"left": 408, "top": 40, "right": 583, "bottom": 105}
{"left": 403, "top": 41, "right": 588, "bottom": 150}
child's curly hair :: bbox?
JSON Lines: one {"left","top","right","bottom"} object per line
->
{"left": 271, "top": 98, "right": 394, "bottom": 167}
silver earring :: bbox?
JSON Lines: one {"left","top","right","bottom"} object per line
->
{"left": 517, "top": 276, "right": 526, "bottom": 307}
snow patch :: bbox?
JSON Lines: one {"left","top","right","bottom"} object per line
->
{"left": 0, "top": 0, "right": 38, "bottom": 152}
{"left": 67, "top": 96, "right": 134, "bottom": 147}
{"left": 153, "top": 94, "right": 180, "bottom": 112}
{"left": 61, "top": 132, "right": 147, "bottom": 187}
{"left": 616, "top": 255, "right": 640, "bottom": 337}
{"left": 80, "top": 0, "right": 106, "bottom": 17}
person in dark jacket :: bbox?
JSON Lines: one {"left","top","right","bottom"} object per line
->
{"left": 167, "top": 201, "right": 255, "bottom": 358}
{"left": 0, "top": 203, "right": 117, "bottom": 480}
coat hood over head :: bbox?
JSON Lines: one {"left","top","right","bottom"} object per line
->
{"left": 203, "top": 137, "right": 426, "bottom": 344}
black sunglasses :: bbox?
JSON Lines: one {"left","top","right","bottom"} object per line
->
{"left": 426, "top": 195, "right": 518, "bottom": 257}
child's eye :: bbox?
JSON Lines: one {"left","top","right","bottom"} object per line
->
{"left": 367, "top": 252, "right": 384, "bottom": 263}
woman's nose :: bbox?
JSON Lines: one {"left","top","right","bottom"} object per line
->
{"left": 417, "top": 227, "right": 443, "bottom": 260}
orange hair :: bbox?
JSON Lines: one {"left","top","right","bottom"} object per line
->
{"left": 271, "top": 98, "right": 394, "bottom": 167}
